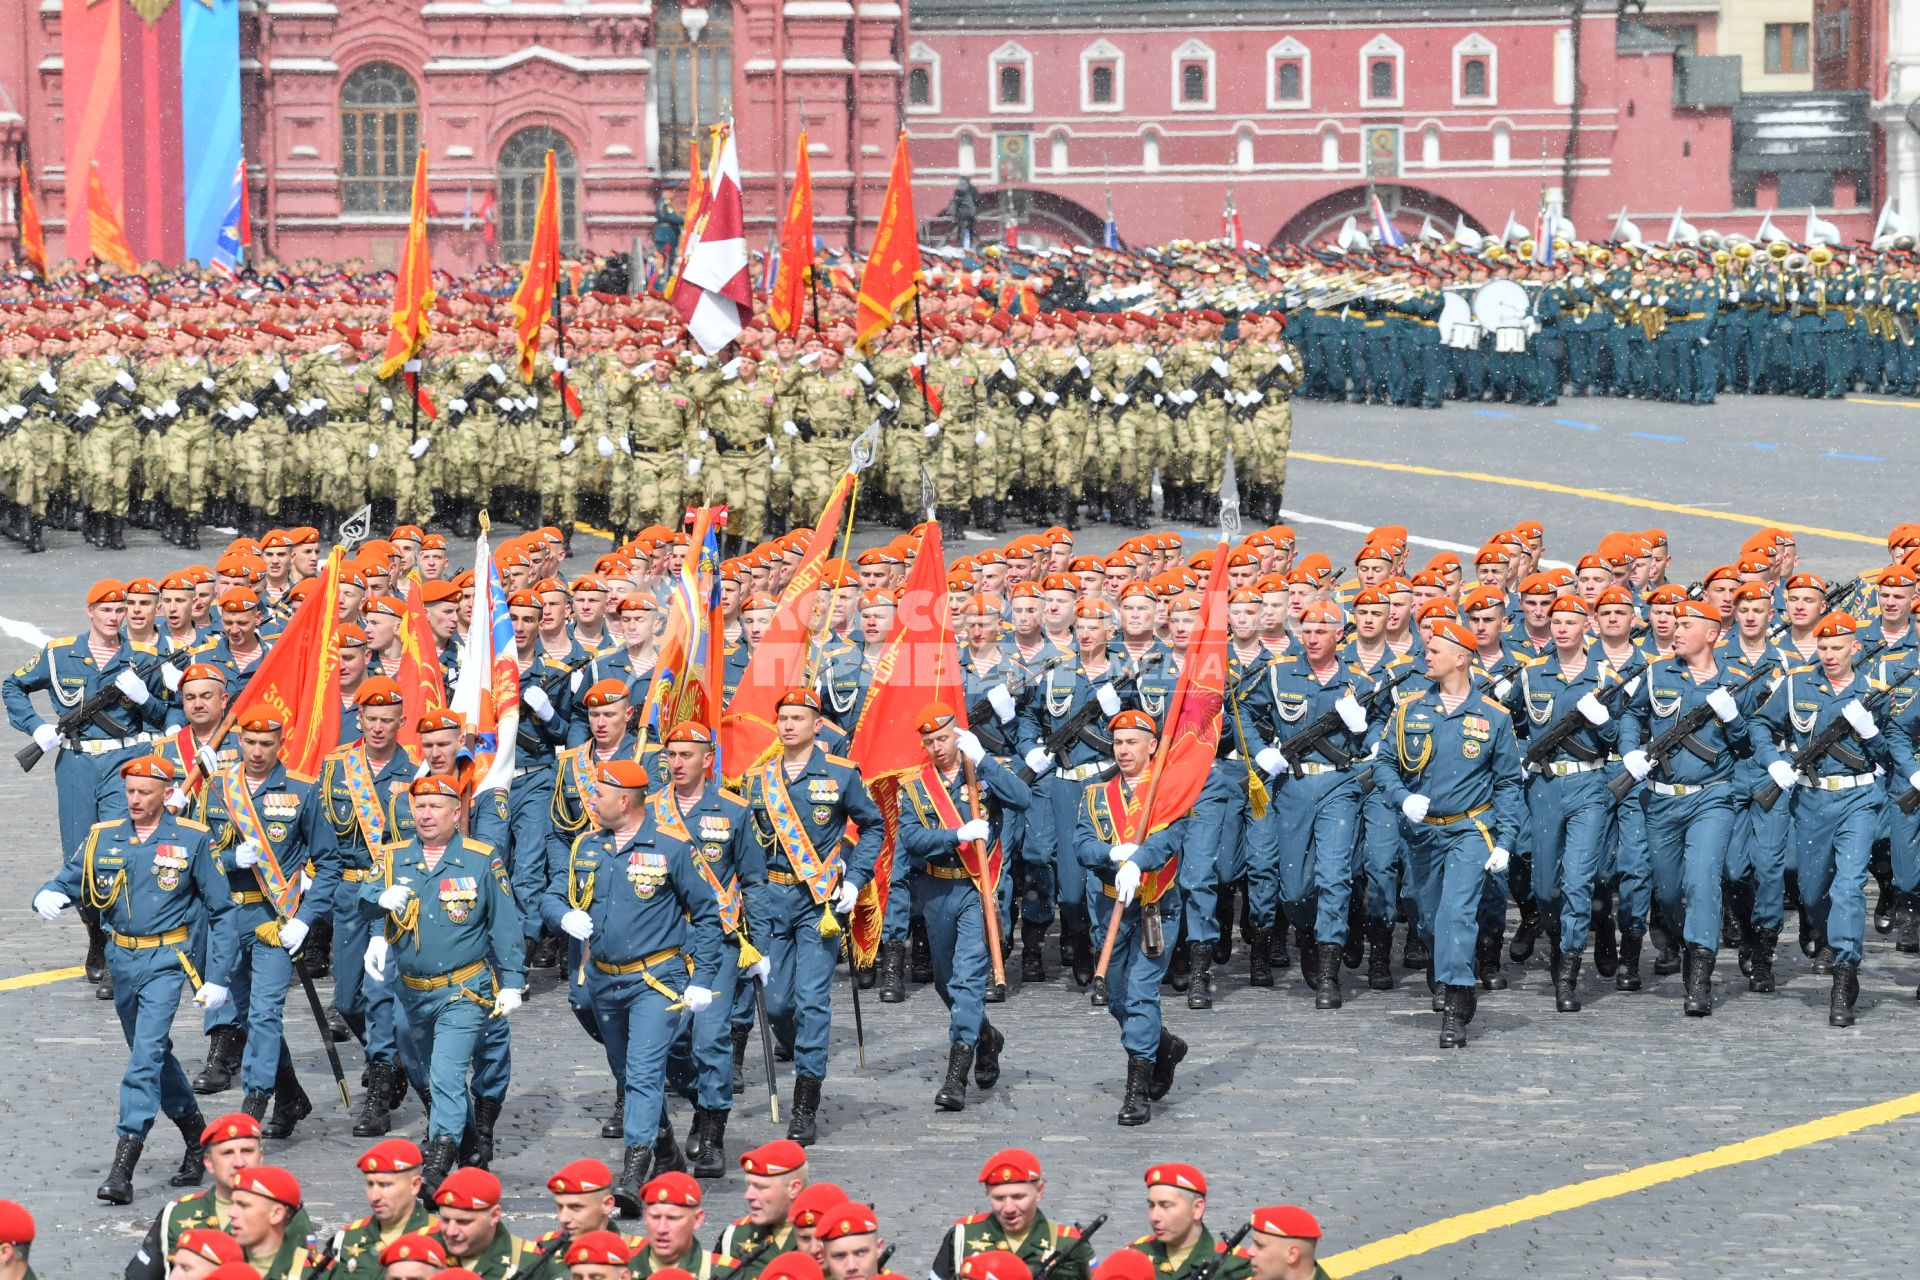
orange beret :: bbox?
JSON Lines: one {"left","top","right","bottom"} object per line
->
{"left": 237, "top": 714, "right": 284, "bottom": 734}
{"left": 596, "top": 759, "right": 651, "bottom": 790}
{"left": 914, "top": 701, "right": 959, "bottom": 735}
{"left": 409, "top": 775, "right": 463, "bottom": 800}
{"left": 354, "top": 676, "right": 406, "bottom": 707}
{"left": 1428, "top": 620, "right": 1478, "bottom": 652}
{"left": 1814, "top": 611, "right": 1858, "bottom": 637}
{"left": 118, "top": 754, "right": 177, "bottom": 782}
{"left": 218, "top": 587, "right": 261, "bottom": 613}
{"left": 1673, "top": 600, "right": 1723, "bottom": 623}
{"left": 778, "top": 686, "right": 823, "bottom": 712}
{"left": 582, "top": 678, "right": 631, "bottom": 707}
{"left": 1109, "top": 709, "right": 1158, "bottom": 736}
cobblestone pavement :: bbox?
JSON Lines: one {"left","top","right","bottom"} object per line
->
{"left": 3, "top": 395, "right": 1918, "bottom": 1275}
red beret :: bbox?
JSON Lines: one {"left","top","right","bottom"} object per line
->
{"left": 201, "top": 1112, "right": 263, "bottom": 1146}
{"left": 0, "top": 1200, "right": 32, "bottom": 1245}
{"left": 1092, "top": 1251, "right": 1156, "bottom": 1280}
{"left": 379, "top": 1233, "right": 448, "bottom": 1267}
{"left": 357, "top": 1138, "right": 423, "bottom": 1173}
{"left": 1251, "top": 1204, "right": 1322, "bottom": 1240}
{"left": 978, "top": 1147, "right": 1043, "bottom": 1185}
{"left": 434, "top": 1166, "right": 502, "bottom": 1209}
{"left": 174, "top": 1227, "right": 242, "bottom": 1264}
{"left": 814, "top": 1202, "right": 881, "bottom": 1242}
{"left": 567, "top": 1231, "right": 636, "bottom": 1267}
{"left": 548, "top": 1157, "right": 616, "bottom": 1195}
{"left": 961, "top": 1252, "right": 1033, "bottom": 1280}
{"left": 233, "top": 1165, "right": 302, "bottom": 1208}
{"left": 1144, "top": 1163, "right": 1208, "bottom": 1195}
{"left": 762, "top": 1252, "right": 826, "bottom": 1280}
{"left": 739, "top": 1138, "right": 808, "bottom": 1177}
{"left": 204, "top": 1266, "right": 267, "bottom": 1280}
{"left": 788, "top": 1182, "right": 848, "bottom": 1228}
{"left": 641, "top": 1170, "right": 702, "bottom": 1207}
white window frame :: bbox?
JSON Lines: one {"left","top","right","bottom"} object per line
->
{"left": 1080, "top": 38, "right": 1124, "bottom": 114}
{"left": 1170, "top": 38, "right": 1215, "bottom": 113}
{"left": 1049, "top": 130, "right": 1070, "bottom": 173}
{"left": 1420, "top": 123, "right": 1441, "bottom": 168}
{"left": 1141, "top": 128, "right": 1161, "bottom": 172}
{"left": 1266, "top": 36, "right": 1310, "bottom": 111}
{"left": 1319, "top": 125, "right": 1341, "bottom": 171}
{"left": 956, "top": 132, "right": 977, "bottom": 177}
{"left": 1452, "top": 33, "right": 1497, "bottom": 106}
{"left": 989, "top": 41, "right": 1033, "bottom": 115}
{"left": 906, "top": 41, "right": 940, "bottom": 115}
{"left": 1359, "top": 34, "right": 1403, "bottom": 109}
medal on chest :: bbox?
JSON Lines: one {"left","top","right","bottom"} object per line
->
{"left": 439, "top": 876, "right": 478, "bottom": 923}
{"left": 153, "top": 843, "right": 189, "bottom": 892}
{"left": 628, "top": 850, "right": 669, "bottom": 898}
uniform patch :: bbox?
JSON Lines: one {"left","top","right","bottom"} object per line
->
{"left": 812, "top": 806, "right": 833, "bottom": 826}
{"left": 153, "top": 844, "right": 189, "bottom": 892}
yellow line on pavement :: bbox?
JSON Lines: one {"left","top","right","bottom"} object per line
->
{"left": 1850, "top": 396, "right": 1920, "bottom": 409}
{"left": 0, "top": 966, "right": 85, "bottom": 993}
{"left": 1288, "top": 451, "right": 1882, "bottom": 546}
{"left": 1323, "top": 1089, "right": 1920, "bottom": 1277}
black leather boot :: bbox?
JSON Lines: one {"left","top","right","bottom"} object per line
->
{"left": 934, "top": 1042, "right": 973, "bottom": 1112}
{"left": 1213, "top": 885, "right": 1236, "bottom": 965}
{"left": 1344, "top": 881, "right": 1367, "bottom": 969}
{"left": 1186, "top": 941, "right": 1214, "bottom": 1010}
{"left": 690, "top": 1107, "right": 728, "bottom": 1178}
{"left": 653, "top": 1114, "right": 688, "bottom": 1174}
{"left": 614, "top": 1143, "right": 652, "bottom": 1218}
{"left": 1164, "top": 940, "right": 1191, "bottom": 993}
{"left": 1592, "top": 906, "right": 1619, "bottom": 978}
{"left": 1476, "top": 928, "right": 1508, "bottom": 990}
{"left": 1554, "top": 954, "right": 1583, "bottom": 1013}
{"left": 730, "top": 1026, "right": 749, "bottom": 1095}
{"left": 263, "top": 1064, "right": 311, "bottom": 1139}
{"left": 1683, "top": 945, "right": 1715, "bottom": 1016}
{"left": 170, "top": 1112, "right": 206, "bottom": 1187}
{"left": 1314, "top": 942, "right": 1344, "bottom": 1010}
{"left": 469, "top": 1096, "right": 503, "bottom": 1169}
{"left": 974, "top": 1020, "right": 1004, "bottom": 1089}
{"left": 1829, "top": 963, "right": 1858, "bottom": 1027}
{"left": 353, "top": 1061, "right": 394, "bottom": 1137}
{"left": 1367, "top": 923, "right": 1396, "bottom": 990}
{"left": 240, "top": 1088, "right": 270, "bottom": 1121}
{"left": 1400, "top": 923, "right": 1427, "bottom": 970}
{"left": 98, "top": 1135, "right": 143, "bottom": 1205}
{"left": 909, "top": 917, "right": 934, "bottom": 983}
{"left": 1297, "top": 929, "right": 1320, "bottom": 990}
{"left": 193, "top": 1026, "right": 244, "bottom": 1094}
{"left": 1069, "top": 924, "right": 1094, "bottom": 987}
{"left": 1272, "top": 916, "right": 1291, "bottom": 970}
{"left": 603, "top": 1090, "right": 626, "bottom": 1139}
{"left": 1148, "top": 1031, "right": 1187, "bottom": 1101}
{"left": 84, "top": 916, "right": 108, "bottom": 983}
{"left": 1616, "top": 930, "right": 1644, "bottom": 991}
{"left": 1020, "top": 921, "right": 1047, "bottom": 983}
{"left": 1438, "top": 987, "right": 1468, "bottom": 1049}
{"left": 1117, "top": 1056, "right": 1154, "bottom": 1126}
{"left": 1748, "top": 927, "right": 1780, "bottom": 993}
{"left": 787, "top": 1073, "right": 823, "bottom": 1146}
{"left": 878, "top": 940, "right": 907, "bottom": 1003}
{"left": 1509, "top": 899, "right": 1542, "bottom": 962}
{"left": 1247, "top": 927, "right": 1274, "bottom": 987}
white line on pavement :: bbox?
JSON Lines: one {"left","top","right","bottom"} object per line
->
{"left": 1279, "top": 508, "right": 1573, "bottom": 569}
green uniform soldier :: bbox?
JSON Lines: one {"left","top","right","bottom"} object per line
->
{"left": 323, "top": 1139, "right": 436, "bottom": 1277}
{"left": 1123, "top": 1164, "right": 1250, "bottom": 1280}
{"left": 618, "top": 355, "right": 694, "bottom": 536}
{"left": 1242, "top": 1206, "right": 1331, "bottom": 1280}
{"left": 0, "top": 1201, "right": 30, "bottom": 1280}
{"left": 928, "top": 1149, "right": 1092, "bottom": 1280}
{"left": 688, "top": 353, "right": 777, "bottom": 542}
{"left": 226, "top": 1165, "right": 318, "bottom": 1280}
{"left": 629, "top": 1170, "right": 739, "bottom": 1280}
{"left": 713, "top": 1138, "right": 811, "bottom": 1280}
{"left": 124, "top": 1111, "right": 315, "bottom": 1280}
{"left": 517, "top": 1157, "right": 648, "bottom": 1280}
{"left": 433, "top": 1165, "right": 535, "bottom": 1278}
{"left": 778, "top": 347, "right": 864, "bottom": 521}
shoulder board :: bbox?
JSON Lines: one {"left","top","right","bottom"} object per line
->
{"left": 175, "top": 1188, "right": 213, "bottom": 1207}
{"left": 175, "top": 817, "right": 210, "bottom": 832}
{"left": 538, "top": 1228, "right": 565, "bottom": 1244}
{"left": 466, "top": 839, "right": 496, "bottom": 855}
{"left": 823, "top": 752, "right": 856, "bottom": 768}
{"left": 349, "top": 1215, "right": 374, "bottom": 1230}
{"left": 714, "top": 1252, "right": 741, "bottom": 1268}
{"left": 717, "top": 790, "right": 750, "bottom": 811}
{"left": 323, "top": 745, "right": 352, "bottom": 762}
{"left": 732, "top": 1215, "right": 755, "bottom": 1228}
{"left": 1519, "top": 653, "right": 1548, "bottom": 669}
{"left": 51, "top": 635, "right": 78, "bottom": 648}
{"left": 1130, "top": 1235, "right": 1155, "bottom": 1247}
{"left": 130, "top": 640, "right": 160, "bottom": 655}
{"left": 285, "top": 768, "right": 317, "bottom": 784}
{"left": 1274, "top": 653, "right": 1298, "bottom": 666}
{"left": 91, "top": 818, "right": 127, "bottom": 832}
{"left": 1477, "top": 697, "right": 1511, "bottom": 718}
{"left": 959, "top": 1212, "right": 992, "bottom": 1226}
{"left": 1058, "top": 1225, "right": 1083, "bottom": 1239}
{"left": 1787, "top": 661, "right": 1818, "bottom": 676}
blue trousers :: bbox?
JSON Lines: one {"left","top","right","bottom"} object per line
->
{"left": 1525, "top": 770, "right": 1611, "bottom": 952}
{"left": 918, "top": 872, "right": 994, "bottom": 1047}
{"left": 396, "top": 970, "right": 496, "bottom": 1143}
{"left": 590, "top": 965, "right": 687, "bottom": 1144}
{"left": 109, "top": 950, "right": 201, "bottom": 1140}
{"left": 1605, "top": 773, "right": 1653, "bottom": 935}
{"left": 667, "top": 937, "right": 743, "bottom": 1111}
{"left": 52, "top": 744, "right": 138, "bottom": 858}
{"left": 1357, "top": 783, "right": 1405, "bottom": 925}
{"left": 332, "top": 899, "right": 402, "bottom": 1068}
{"left": 393, "top": 988, "right": 509, "bottom": 1104}
{"left": 1036, "top": 773, "right": 1092, "bottom": 923}
{"left": 762, "top": 883, "right": 843, "bottom": 1080}
{"left": 1086, "top": 880, "right": 1176, "bottom": 1058}
{"left": 506, "top": 768, "right": 556, "bottom": 940}
{"left": 1405, "top": 820, "right": 1497, "bottom": 987}
{"left": 1728, "top": 762, "right": 1791, "bottom": 931}
{"left": 234, "top": 934, "right": 297, "bottom": 1094}
{"left": 1180, "top": 761, "right": 1249, "bottom": 945}
{"left": 1789, "top": 785, "right": 1879, "bottom": 966}
{"left": 1254, "top": 772, "right": 1361, "bottom": 943}
{"left": 1643, "top": 784, "right": 1738, "bottom": 951}
{"left": 1889, "top": 797, "right": 1920, "bottom": 896}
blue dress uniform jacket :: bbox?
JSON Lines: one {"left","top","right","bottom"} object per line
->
{"left": 742, "top": 744, "right": 883, "bottom": 1081}
{"left": 1074, "top": 770, "right": 1182, "bottom": 1058}
{"left": 546, "top": 811, "right": 725, "bottom": 1145}
{"left": 506, "top": 654, "right": 578, "bottom": 935}
{"left": 42, "top": 812, "right": 235, "bottom": 1140}
{"left": 362, "top": 833, "right": 525, "bottom": 1141}
{"left": 1515, "top": 652, "right": 1622, "bottom": 953}
{"left": 6, "top": 634, "right": 172, "bottom": 852}
{"left": 1370, "top": 685, "right": 1524, "bottom": 988}
{"left": 315, "top": 744, "right": 419, "bottom": 1063}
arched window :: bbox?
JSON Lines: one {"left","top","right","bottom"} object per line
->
{"left": 656, "top": 1, "right": 734, "bottom": 173}
{"left": 340, "top": 63, "right": 419, "bottom": 214}
{"left": 498, "top": 127, "right": 579, "bottom": 262}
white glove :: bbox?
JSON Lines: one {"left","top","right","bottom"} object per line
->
{"left": 1493, "top": 678, "right": 1515, "bottom": 702}
{"left": 1622, "top": 750, "right": 1652, "bottom": 781}
{"left": 523, "top": 685, "right": 555, "bottom": 722}
{"left": 1705, "top": 688, "right": 1738, "bottom": 724}
{"left": 560, "top": 909, "right": 594, "bottom": 941}
{"left": 1023, "top": 747, "right": 1055, "bottom": 777}
{"left": 234, "top": 840, "right": 263, "bottom": 870}
{"left": 164, "top": 785, "right": 190, "bottom": 813}
{"left": 746, "top": 956, "right": 772, "bottom": 983}
{"left": 32, "top": 889, "right": 69, "bottom": 921}
{"left": 1576, "top": 693, "right": 1610, "bottom": 726}
{"left": 783, "top": 420, "right": 801, "bottom": 436}
{"left": 408, "top": 436, "right": 431, "bottom": 459}
{"left": 378, "top": 395, "right": 394, "bottom": 413}
{"left": 1114, "top": 859, "right": 1142, "bottom": 906}
{"left": 682, "top": 985, "right": 716, "bottom": 1013}
{"left": 923, "top": 423, "right": 941, "bottom": 439}
{"left": 1334, "top": 691, "right": 1366, "bottom": 733}
{"left": 277, "top": 917, "right": 309, "bottom": 956}
{"left": 1095, "top": 683, "right": 1121, "bottom": 717}
{"left": 1041, "top": 391, "right": 1059, "bottom": 407}
{"left": 721, "top": 357, "right": 743, "bottom": 380}
{"left": 955, "top": 818, "right": 990, "bottom": 844}
{"left": 618, "top": 435, "right": 632, "bottom": 454}
{"left": 1842, "top": 699, "right": 1879, "bottom": 739}
{"left": 1016, "top": 390, "right": 1035, "bottom": 406}
{"left": 1484, "top": 847, "right": 1511, "bottom": 875}
{"left": 367, "top": 442, "right": 381, "bottom": 459}
{"left": 986, "top": 684, "right": 1016, "bottom": 723}
{"left": 570, "top": 669, "right": 586, "bottom": 694}
{"left": 1767, "top": 760, "right": 1798, "bottom": 791}
{"left": 1909, "top": 770, "right": 1920, "bottom": 793}
{"left": 492, "top": 988, "right": 523, "bottom": 1018}
{"left": 1255, "top": 746, "right": 1287, "bottom": 775}
{"left": 195, "top": 983, "right": 230, "bottom": 1012}
{"left": 1108, "top": 842, "right": 1140, "bottom": 865}
{"left": 378, "top": 884, "right": 414, "bottom": 913}
{"left": 686, "top": 456, "right": 703, "bottom": 479}
{"left": 690, "top": 353, "right": 710, "bottom": 369}
{"left": 974, "top": 430, "right": 989, "bottom": 447}
{"left": 32, "top": 724, "right": 61, "bottom": 754}
{"left": 114, "top": 669, "right": 150, "bottom": 706}
{"left": 597, "top": 435, "right": 615, "bottom": 457}
{"left": 956, "top": 729, "right": 986, "bottom": 765}
{"left": 832, "top": 880, "right": 860, "bottom": 914}
{"left": 770, "top": 454, "right": 783, "bottom": 472}
{"left": 558, "top": 435, "right": 577, "bottom": 457}
{"left": 364, "top": 935, "right": 390, "bottom": 982}
{"left": 1400, "top": 794, "right": 1431, "bottom": 823}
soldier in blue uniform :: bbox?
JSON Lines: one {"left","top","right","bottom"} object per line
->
{"left": 194, "top": 588, "right": 272, "bottom": 695}
{"left": 546, "top": 757, "right": 724, "bottom": 1204}
{"left": 1369, "top": 619, "right": 1523, "bottom": 1048}
{"left": 199, "top": 713, "right": 330, "bottom": 1138}
{"left": 1616, "top": 598, "right": 1752, "bottom": 1016}
{"left": 1718, "top": 582, "right": 1795, "bottom": 992}
{"left": 315, "top": 677, "right": 420, "bottom": 1138}
{"left": 741, "top": 687, "right": 882, "bottom": 1147}
{"left": 33, "top": 754, "right": 235, "bottom": 1204}
{"left": 362, "top": 774, "right": 526, "bottom": 1194}
{"left": 1076, "top": 710, "right": 1187, "bottom": 1126}
{"left": 898, "top": 701, "right": 1028, "bottom": 1112}
{"left": 507, "top": 588, "right": 581, "bottom": 969}
{"left": 1753, "top": 612, "right": 1892, "bottom": 1027}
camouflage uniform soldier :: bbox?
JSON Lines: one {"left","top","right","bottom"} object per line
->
{"left": 619, "top": 356, "right": 692, "bottom": 534}
{"left": 1243, "top": 316, "right": 1303, "bottom": 515}
{"left": 688, "top": 352, "right": 777, "bottom": 542}
{"left": 922, "top": 326, "right": 992, "bottom": 530}
{"left": 778, "top": 345, "right": 864, "bottom": 521}
{"left": 65, "top": 353, "right": 139, "bottom": 547}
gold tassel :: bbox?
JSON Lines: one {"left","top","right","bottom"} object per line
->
{"left": 737, "top": 938, "right": 765, "bottom": 969}
{"left": 253, "top": 920, "right": 282, "bottom": 948}
{"left": 1246, "top": 769, "right": 1270, "bottom": 821}
{"left": 816, "top": 904, "right": 842, "bottom": 939}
